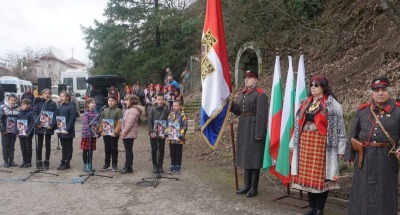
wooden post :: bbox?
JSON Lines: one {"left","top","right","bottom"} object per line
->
{"left": 229, "top": 113, "right": 239, "bottom": 191}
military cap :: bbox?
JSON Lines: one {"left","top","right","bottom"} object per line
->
{"left": 244, "top": 69, "right": 258, "bottom": 79}
{"left": 371, "top": 78, "right": 390, "bottom": 89}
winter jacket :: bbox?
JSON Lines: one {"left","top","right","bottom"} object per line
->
{"left": 99, "top": 106, "right": 123, "bottom": 136}
{"left": 21, "top": 92, "right": 34, "bottom": 103}
{"left": 82, "top": 109, "right": 99, "bottom": 139}
{"left": 0, "top": 87, "right": 4, "bottom": 102}
{"left": 120, "top": 105, "right": 143, "bottom": 139}
{"left": 13, "top": 107, "right": 34, "bottom": 137}
{"left": 54, "top": 101, "right": 76, "bottom": 139}
{"left": 0, "top": 104, "right": 20, "bottom": 132}
{"left": 166, "top": 110, "right": 187, "bottom": 144}
{"left": 147, "top": 103, "right": 170, "bottom": 134}
{"left": 32, "top": 97, "right": 57, "bottom": 135}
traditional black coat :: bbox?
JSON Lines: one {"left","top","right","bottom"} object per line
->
{"left": 345, "top": 98, "right": 400, "bottom": 215}
{"left": 231, "top": 86, "right": 268, "bottom": 169}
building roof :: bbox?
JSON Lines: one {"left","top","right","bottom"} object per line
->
{"left": 65, "top": 57, "right": 86, "bottom": 66}
{"left": 0, "top": 66, "right": 14, "bottom": 72}
{"left": 38, "top": 53, "right": 76, "bottom": 68}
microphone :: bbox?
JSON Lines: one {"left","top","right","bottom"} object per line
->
{"left": 100, "top": 105, "right": 107, "bottom": 110}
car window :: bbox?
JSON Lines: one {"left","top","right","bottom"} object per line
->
{"left": 64, "top": 78, "right": 73, "bottom": 89}
{"left": 20, "top": 84, "right": 24, "bottom": 92}
{"left": 77, "top": 77, "right": 86, "bottom": 90}
{"left": 51, "top": 87, "right": 58, "bottom": 95}
{"left": 2, "top": 84, "right": 17, "bottom": 93}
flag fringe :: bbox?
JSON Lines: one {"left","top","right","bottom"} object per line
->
{"left": 201, "top": 97, "right": 232, "bottom": 150}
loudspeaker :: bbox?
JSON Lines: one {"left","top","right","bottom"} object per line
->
{"left": 37, "top": 78, "right": 51, "bottom": 95}
{"left": 58, "top": 83, "right": 67, "bottom": 96}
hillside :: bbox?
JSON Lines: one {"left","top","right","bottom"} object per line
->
{"left": 183, "top": 0, "right": 400, "bottom": 204}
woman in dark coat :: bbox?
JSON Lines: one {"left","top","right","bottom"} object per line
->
{"left": 54, "top": 91, "right": 76, "bottom": 170}
{"left": 21, "top": 87, "right": 34, "bottom": 103}
{"left": 231, "top": 69, "right": 268, "bottom": 198}
{"left": 32, "top": 89, "right": 57, "bottom": 170}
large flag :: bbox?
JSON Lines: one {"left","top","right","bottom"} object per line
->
{"left": 263, "top": 56, "right": 284, "bottom": 181}
{"left": 275, "top": 55, "right": 295, "bottom": 186}
{"left": 295, "top": 54, "right": 307, "bottom": 113}
{"left": 200, "top": 0, "right": 232, "bottom": 149}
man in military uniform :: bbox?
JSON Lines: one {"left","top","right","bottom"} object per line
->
{"left": 345, "top": 78, "right": 400, "bottom": 215}
{"left": 231, "top": 69, "right": 268, "bottom": 198}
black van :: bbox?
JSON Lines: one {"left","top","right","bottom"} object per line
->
{"left": 85, "top": 75, "right": 126, "bottom": 109}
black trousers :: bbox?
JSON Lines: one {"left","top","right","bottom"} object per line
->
{"left": 123, "top": 138, "right": 134, "bottom": 166}
{"left": 1, "top": 133, "right": 16, "bottom": 162}
{"left": 150, "top": 138, "right": 165, "bottom": 164}
{"left": 103, "top": 136, "right": 119, "bottom": 165}
{"left": 308, "top": 191, "right": 329, "bottom": 210}
{"left": 37, "top": 134, "right": 52, "bottom": 160}
{"left": 19, "top": 136, "right": 33, "bottom": 163}
{"left": 82, "top": 150, "right": 93, "bottom": 164}
{"left": 169, "top": 143, "right": 183, "bottom": 166}
{"left": 60, "top": 138, "right": 73, "bottom": 164}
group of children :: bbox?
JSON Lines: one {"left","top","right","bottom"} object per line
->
{"left": 0, "top": 89, "right": 188, "bottom": 175}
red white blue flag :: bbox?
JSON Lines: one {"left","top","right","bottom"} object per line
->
{"left": 200, "top": 0, "right": 232, "bottom": 149}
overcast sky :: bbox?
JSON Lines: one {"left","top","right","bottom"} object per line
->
{"left": 0, "top": 0, "right": 109, "bottom": 66}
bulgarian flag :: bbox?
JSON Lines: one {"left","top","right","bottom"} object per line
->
{"left": 295, "top": 54, "right": 307, "bottom": 113}
{"left": 263, "top": 55, "right": 286, "bottom": 182}
{"left": 200, "top": 0, "right": 232, "bottom": 149}
{"left": 275, "top": 55, "right": 295, "bottom": 186}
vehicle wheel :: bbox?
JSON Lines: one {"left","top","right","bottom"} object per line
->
{"left": 76, "top": 110, "right": 80, "bottom": 117}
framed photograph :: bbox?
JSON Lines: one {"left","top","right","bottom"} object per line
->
{"left": 168, "top": 122, "right": 180, "bottom": 140}
{"left": 6, "top": 117, "right": 16, "bottom": 133}
{"left": 56, "top": 116, "right": 66, "bottom": 132}
{"left": 17, "top": 119, "right": 27, "bottom": 135}
{"left": 154, "top": 120, "right": 167, "bottom": 137}
{"left": 40, "top": 111, "right": 54, "bottom": 127}
{"left": 120, "top": 118, "right": 125, "bottom": 130}
{"left": 102, "top": 119, "right": 114, "bottom": 136}
{"left": 92, "top": 121, "right": 99, "bottom": 137}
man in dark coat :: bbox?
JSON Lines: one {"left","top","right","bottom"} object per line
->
{"left": 231, "top": 69, "right": 268, "bottom": 198}
{"left": 345, "top": 78, "right": 400, "bottom": 215}
{"left": 0, "top": 83, "right": 4, "bottom": 105}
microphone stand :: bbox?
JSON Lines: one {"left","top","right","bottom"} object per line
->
{"left": 79, "top": 106, "right": 113, "bottom": 184}
{"left": 23, "top": 100, "right": 59, "bottom": 181}
{"left": 141, "top": 136, "right": 179, "bottom": 188}
{"left": 53, "top": 137, "right": 61, "bottom": 154}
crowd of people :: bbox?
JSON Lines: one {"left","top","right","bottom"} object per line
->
{"left": 1, "top": 66, "right": 399, "bottom": 214}
{"left": 0, "top": 67, "right": 188, "bottom": 177}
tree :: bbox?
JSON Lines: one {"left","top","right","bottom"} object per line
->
{"left": 81, "top": 0, "right": 202, "bottom": 84}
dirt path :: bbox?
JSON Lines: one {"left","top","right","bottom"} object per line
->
{"left": 0, "top": 117, "right": 346, "bottom": 214}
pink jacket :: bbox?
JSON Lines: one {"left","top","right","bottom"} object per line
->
{"left": 120, "top": 105, "right": 143, "bottom": 139}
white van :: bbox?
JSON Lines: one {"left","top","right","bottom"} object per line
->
{"left": 0, "top": 76, "right": 33, "bottom": 104}
{"left": 60, "top": 69, "right": 91, "bottom": 111}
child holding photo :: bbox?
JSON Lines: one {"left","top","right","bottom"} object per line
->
{"left": 119, "top": 95, "right": 143, "bottom": 174}
{"left": 166, "top": 100, "right": 187, "bottom": 174}
{"left": 99, "top": 95, "right": 122, "bottom": 172}
{"left": 81, "top": 98, "right": 98, "bottom": 172}
{"left": 0, "top": 94, "right": 20, "bottom": 167}
{"left": 54, "top": 91, "right": 76, "bottom": 170}
{"left": 32, "top": 89, "right": 57, "bottom": 170}
{"left": 13, "top": 99, "right": 34, "bottom": 168}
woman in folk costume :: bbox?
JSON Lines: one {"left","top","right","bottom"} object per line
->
{"left": 231, "top": 69, "right": 268, "bottom": 198}
{"left": 290, "top": 76, "right": 346, "bottom": 215}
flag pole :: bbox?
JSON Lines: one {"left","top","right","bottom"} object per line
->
{"left": 229, "top": 112, "right": 239, "bottom": 191}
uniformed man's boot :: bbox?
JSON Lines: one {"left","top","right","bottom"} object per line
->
{"left": 236, "top": 169, "right": 251, "bottom": 194}
{"left": 247, "top": 169, "right": 260, "bottom": 198}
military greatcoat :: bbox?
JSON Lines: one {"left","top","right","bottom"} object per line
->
{"left": 345, "top": 98, "right": 400, "bottom": 215}
{"left": 231, "top": 86, "right": 268, "bottom": 169}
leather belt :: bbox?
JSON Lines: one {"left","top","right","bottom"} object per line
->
{"left": 241, "top": 112, "right": 256, "bottom": 116}
{"left": 363, "top": 142, "right": 392, "bottom": 147}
